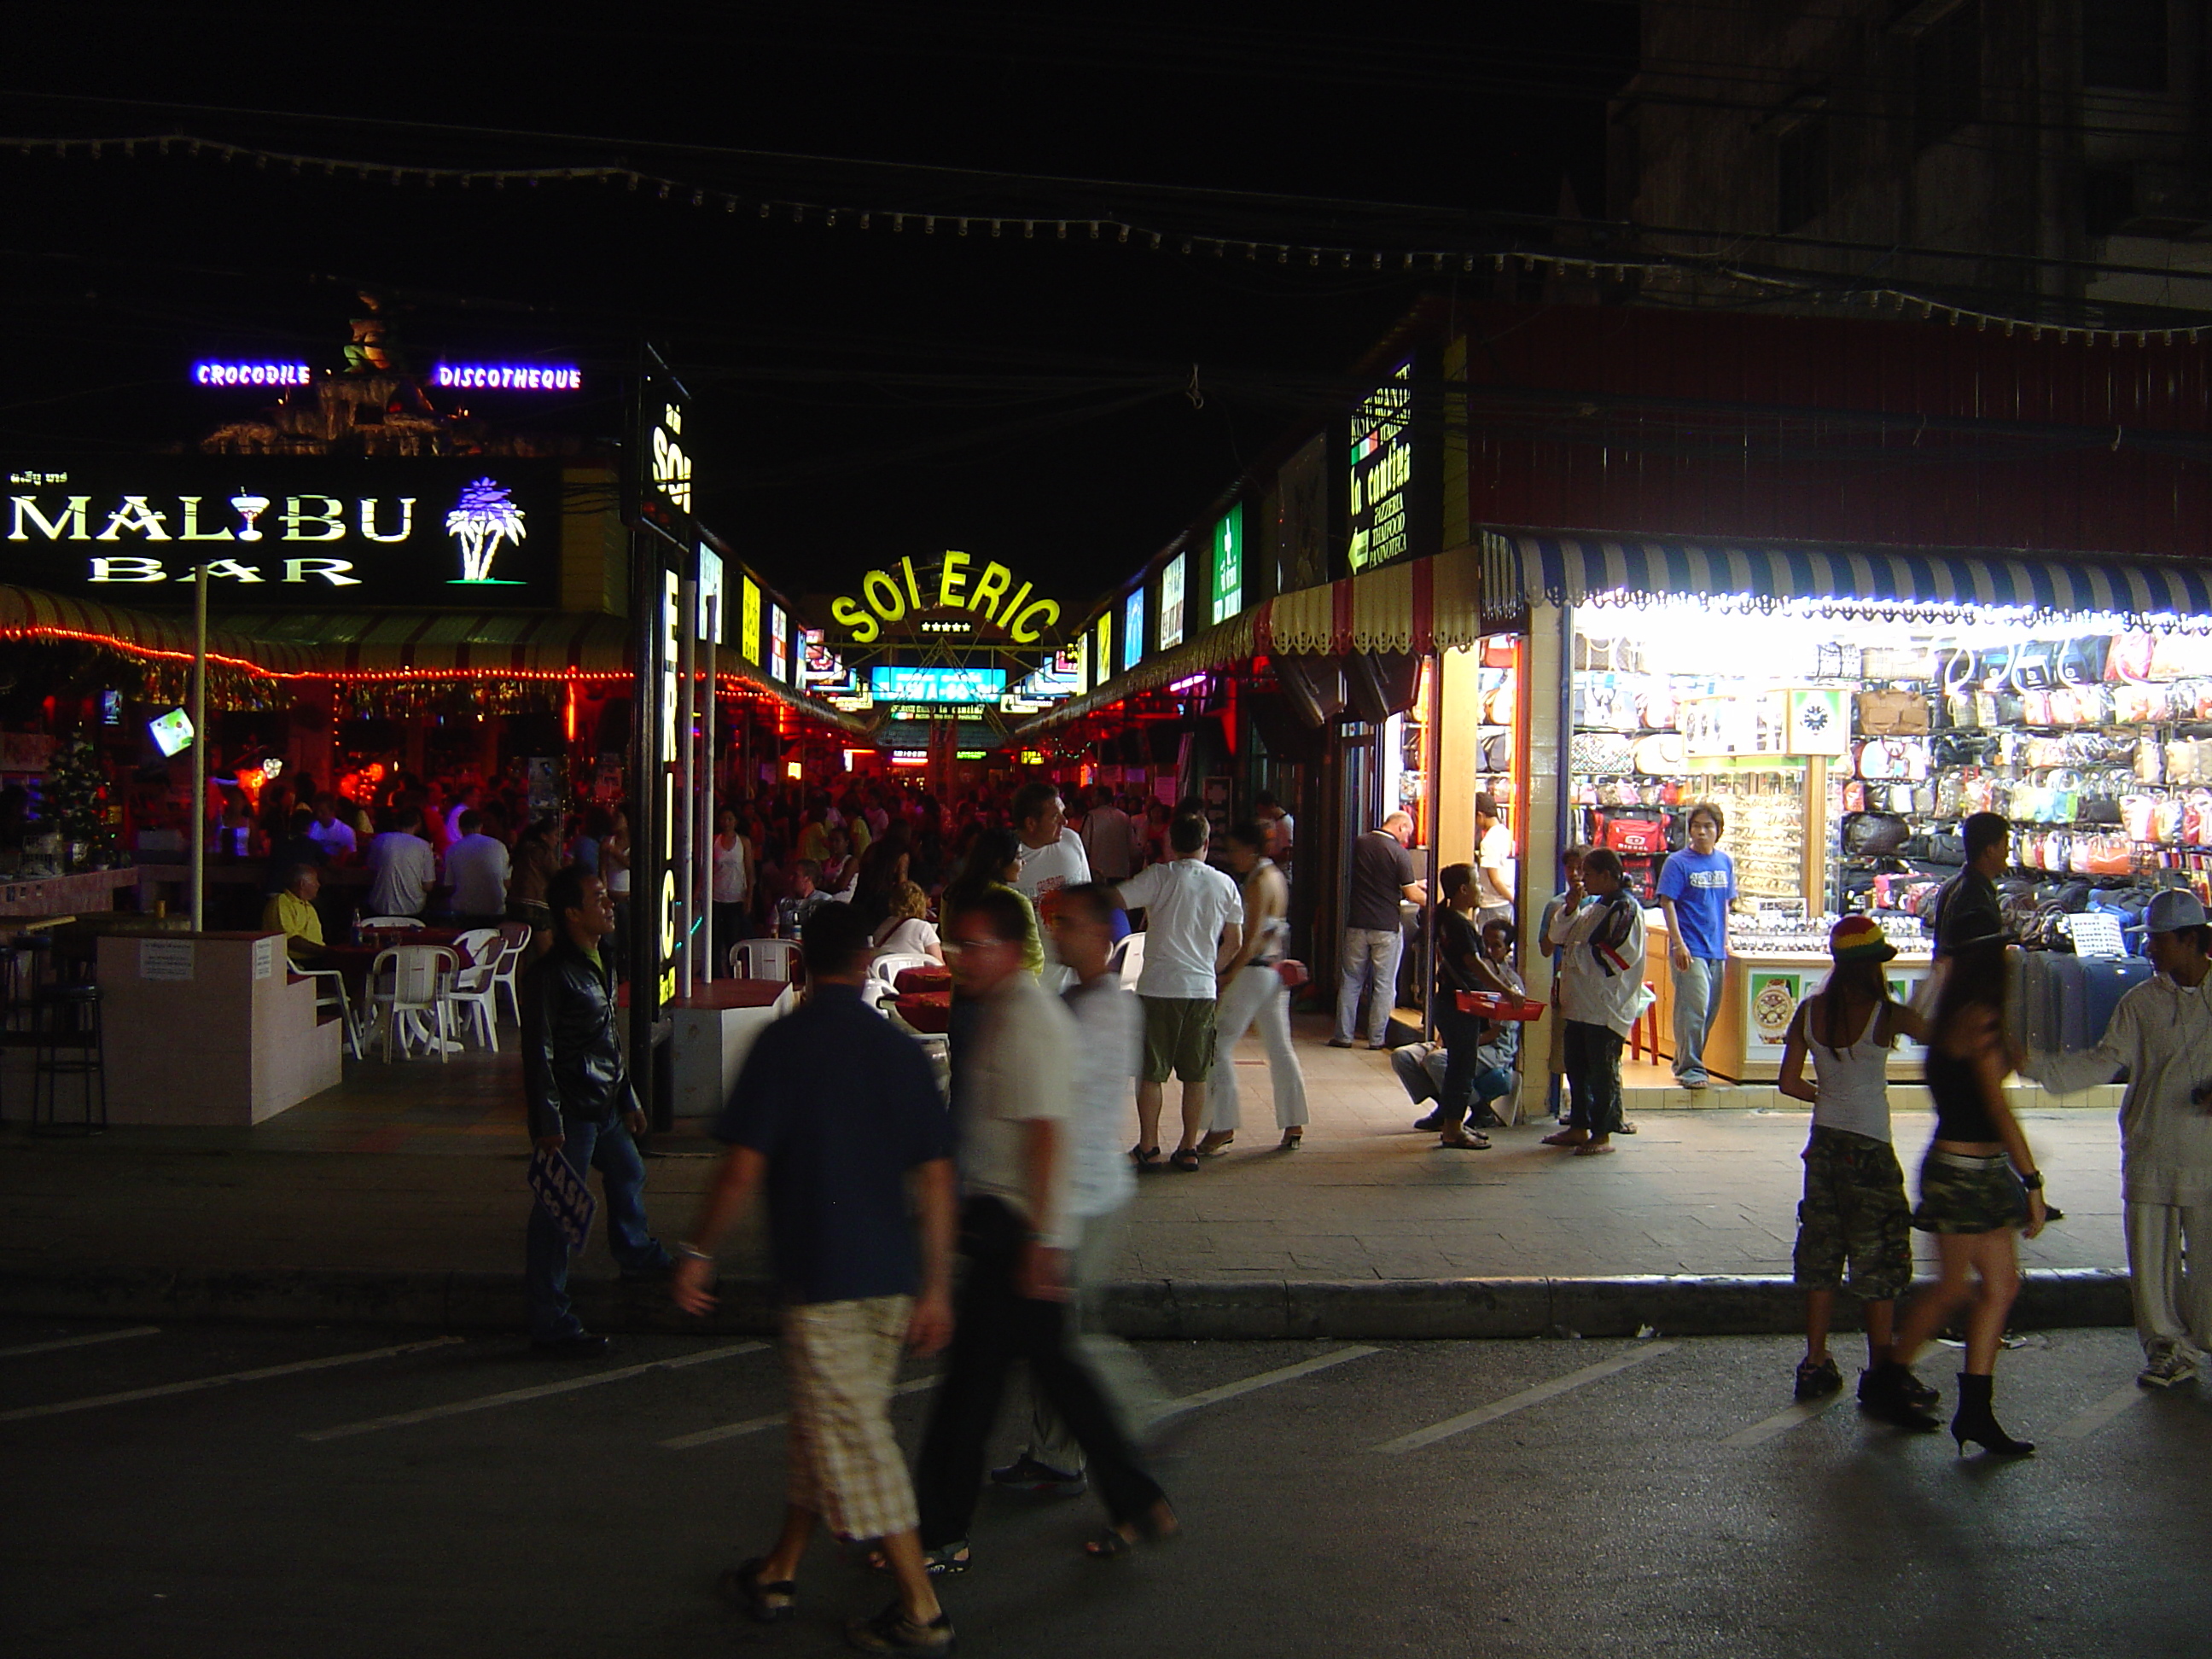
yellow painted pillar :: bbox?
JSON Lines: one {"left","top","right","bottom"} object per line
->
{"left": 1514, "top": 601, "right": 1569, "bottom": 1126}
{"left": 1434, "top": 644, "right": 1482, "bottom": 870}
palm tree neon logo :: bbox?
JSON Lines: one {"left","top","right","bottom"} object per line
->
{"left": 444, "top": 477, "right": 527, "bottom": 584}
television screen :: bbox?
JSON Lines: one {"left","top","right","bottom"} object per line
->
{"left": 148, "top": 707, "right": 195, "bottom": 758}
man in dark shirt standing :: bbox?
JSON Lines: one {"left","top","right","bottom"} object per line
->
{"left": 521, "top": 865, "right": 672, "bottom": 1356}
{"left": 1332, "top": 810, "right": 1426, "bottom": 1049}
{"left": 672, "top": 902, "right": 958, "bottom": 1656}
{"left": 1930, "top": 812, "right": 2010, "bottom": 956}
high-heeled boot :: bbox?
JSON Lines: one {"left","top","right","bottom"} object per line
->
{"left": 1950, "top": 1372, "right": 2034, "bottom": 1457}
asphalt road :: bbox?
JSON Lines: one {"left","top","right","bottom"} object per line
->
{"left": 1, "top": 1317, "right": 2204, "bottom": 1658}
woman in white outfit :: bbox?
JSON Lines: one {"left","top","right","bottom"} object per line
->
{"left": 1201, "top": 819, "right": 1310, "bottom": 1152}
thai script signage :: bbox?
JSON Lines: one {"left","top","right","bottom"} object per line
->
{"left": 3, "top": 458, "right": 562, "bottom": 606}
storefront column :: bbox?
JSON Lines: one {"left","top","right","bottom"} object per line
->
{"left": 1513, "top": 599, "right": 1569, "bottom": 1126}
{"left": 1433, "top": 645, "right": 1482, "bottom": 869}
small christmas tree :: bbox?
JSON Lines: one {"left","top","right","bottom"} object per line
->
{"left": 41, "top": 738, "right": 111, "bottom": 864}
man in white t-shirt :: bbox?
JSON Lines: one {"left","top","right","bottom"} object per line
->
{"left": 1011, "top": 780, "right": 1091, "bottom": 988}
{"left": 305, "top": 795, "right": 358, "bottom": 863}
{"left": 1074, "top": 787, "right": 1138, "bottom": 882}
{"left": 364, "top": 807, "right": 438, "bottom": 917}
{"left": 1473, "top": 792, "right": 1514, "bottom": 930}
{"left": 443, "top": 784, "right": 483, "bottom": 847}
{"left": 1112, "top": 812, "right": 1243, "bottom": 1172}
{"left": 1541, "top": 847, "right": 1646, "bottom": 1156}
{"left": 444, "top": 810, "right": 511, "bottom": 922}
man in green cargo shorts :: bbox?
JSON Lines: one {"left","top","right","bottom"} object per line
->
{"left": 1113, "top": 812, "right": 1243, "bottom": 1174}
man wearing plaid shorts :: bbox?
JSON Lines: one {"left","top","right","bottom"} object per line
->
{"left": 673, "top": 903, "right": 959, "bottom": 1654}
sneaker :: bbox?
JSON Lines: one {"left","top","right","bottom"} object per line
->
{"left": 989, "top": 1452, "right": 1087, "bottom": 1496}
{"left": 1326, "top": 1037, "right": 1356, "bottom": 1049}
{"left": 2138, "top": 1348, "right": 2197, "bottom": 1390}
{"left": 847, "top": 1601, "right": 955, "bottom": 1655}
{"left": 1794, "top": 1356, "right": 1842, "bottom": 1401}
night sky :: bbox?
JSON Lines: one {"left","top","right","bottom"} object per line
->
{"left": 0, "top": 3, "right": 1635, "bottom": 621}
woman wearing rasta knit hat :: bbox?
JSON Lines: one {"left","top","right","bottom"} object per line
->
{"left": 1778, "top": 918, "right": 1931, "bottom": 1408}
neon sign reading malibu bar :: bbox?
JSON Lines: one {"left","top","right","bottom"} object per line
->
{"left": 7, "top": 487, "right": 420, "bottom": 585}
{"left": 830, "top": 551, "right": 1060, "bottom": 644}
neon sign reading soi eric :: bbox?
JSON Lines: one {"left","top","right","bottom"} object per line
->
{"left": 3, "top": 458, "right": 561, "bottom": 608}
{"left": 830, "top": 550, "right": 1060, "bottom": 644}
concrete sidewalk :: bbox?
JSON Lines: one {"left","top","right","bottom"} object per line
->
{"left": 0, "top": 1017, "right": 2133, "bottom": 1338}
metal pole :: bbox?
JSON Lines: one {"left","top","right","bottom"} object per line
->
{"left": 189, "top": 565, "right": 207, "bottom": 930}
{"left": 699, "top": 594, "right": 718, "bottom": 983}
{"left": 1421, "top": 651, "right": 1443, "bottom": 1039}
{"left": 676, "top": 578, "right": 697, "bottom": 1002}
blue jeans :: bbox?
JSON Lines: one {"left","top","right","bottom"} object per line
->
{"left": 1335, "top": 927, "right": 1405, "bottom": 1045}
{"left": 1671, "top": 957, "right": 1726, "bottom": 1084}
{"left": 525, "top": 1114, "right": 669, "bottom": 1341}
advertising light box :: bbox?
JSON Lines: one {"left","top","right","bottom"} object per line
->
{"left": 867, "top": 665, "right": 1008, "bottom": 704}
{"left": 3, "top": 457, "right": 563, "bottom": 607}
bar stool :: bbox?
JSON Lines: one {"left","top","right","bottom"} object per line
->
{"left": 32, "top": 982, "right": 106, "bottom": 1137}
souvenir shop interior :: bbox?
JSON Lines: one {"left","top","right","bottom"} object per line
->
{"left": 1563, "top": 594, "right": 2211, "bottom": 1080}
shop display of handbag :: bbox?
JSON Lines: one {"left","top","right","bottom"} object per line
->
{"left": 1854, "top": 737, "right": 1931, "bottom": 780}
{"left": 1479, "top": 733, "right": 1513, "bottom": 771}
{"left": 1855, "top": 688, "right": 1930, "bottom": 736}
{"left": 1631, "top": 733, "right": 1685, "bottom": 775}
{"left": 1842, "top": 812, "right": 1911, "bottom": 856}
{"left": 1570, "top": 731, "right": 1636, "bottom": 777}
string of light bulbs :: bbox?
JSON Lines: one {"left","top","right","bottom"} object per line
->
{"left": 8, "top": 129, "right": 2209, "bottom": 347}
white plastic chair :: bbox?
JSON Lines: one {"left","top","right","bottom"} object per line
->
{"left": 451, "top": 927, "right": 502, "bottom": 967}
{"left": 299, "top": 968, "right": 364, "bottom": 1060}
{"left": 488, "top": 933, "right": 531, "bottom": 1027}
{"left": 444, "top": 958, "right": 501, "bottom": 1052}
{"left": 864, "top": 952, "right": 931, "bottom": 1010}
{"left": 368, "top": 945, "right": 459, "bottom": 1062}
{"left": 362, "top": 916, "right": 426, "bottom": 929}
{"left": 731, "top": 939, "right": 800, "bottom": 982}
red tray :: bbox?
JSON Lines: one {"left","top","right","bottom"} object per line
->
{"left": 1455, "top": 991, "right": 1546, "bottom": 1022}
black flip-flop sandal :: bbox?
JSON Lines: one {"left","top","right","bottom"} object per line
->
{"left": 1438, "top": 1132, "right": 1491, "bottom": 1150}
{"left": 720, "top": 1558, "right": 797, "bottom": 1623}
{"left": 1168, "top": 1149, "right": 1202, "bottom": 1172}
{"left": 1130, "top": 1144, "right": 1162, "bottom": 1172}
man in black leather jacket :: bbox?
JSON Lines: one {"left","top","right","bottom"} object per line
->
{"left": 522, "top": 864, "right": 672, "bottom": 1355}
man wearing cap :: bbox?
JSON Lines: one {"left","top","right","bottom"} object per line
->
{"left": 2024, "top": 889, "right": 2212, "bottom": 1389}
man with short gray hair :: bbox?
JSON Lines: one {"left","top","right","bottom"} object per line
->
{"left": 1332, "top": 810, "right": 1424, "bottom": 1051}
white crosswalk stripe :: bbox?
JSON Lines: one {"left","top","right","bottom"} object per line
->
{"left": 1722, "top": 1392, "right": 1849, "bottom": 1447}
{"left": 0, "top": 1337, "right": 463, "bottom": 1423}
{"left": 0, "top": 1326, "right": 161, "bottom": 1360}
{"left": 1373, "top": 1342, "right": 1681, "bottom": 1454}
{"left": 301, "top": 1341, "right": 768, "bottom": 1441}
{"left": 661, "top": 1375, "right": 938, "bottom": 1449}
{"left": 2053, "top": 1381, "right": 2152, "bottom": 1440}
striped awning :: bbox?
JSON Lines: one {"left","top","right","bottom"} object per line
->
{"left": 1481, "top": 530, "right": 2212, "bottom": 625}
{"left": 0, "top": 585, "right": 316, "bottom": 675}
{"left": 1016, "top": 544, "right": 1488, "bottom": 734}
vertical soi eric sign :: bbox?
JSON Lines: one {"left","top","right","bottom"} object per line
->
{"left": 628, "top": 353, "right": 695, "bottom": 1107}
{"left": 1346, "top": 358, "right": 1440, "bottom": 576}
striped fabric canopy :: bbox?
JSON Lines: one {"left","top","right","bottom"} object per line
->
{"left": 1481, "top": 531, "right": 2212, "bottom": 625}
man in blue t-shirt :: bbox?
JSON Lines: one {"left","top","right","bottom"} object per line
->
{"left": 671, "top": 903, "right": 959, "bottom": 1653}
{"left": 1656, "top": 802, "right": 1738, "bottom": 1091}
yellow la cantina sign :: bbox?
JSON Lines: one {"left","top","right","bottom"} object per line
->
{"left": 830, "top": 551, "right": 1060, "bottom": 644}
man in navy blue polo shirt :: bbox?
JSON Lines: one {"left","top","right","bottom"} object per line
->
{"left": 672, "top": 902, "right": 958, "bottom": 1655}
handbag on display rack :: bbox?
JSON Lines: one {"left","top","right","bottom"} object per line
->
{"left": 1855, "top": 689, "right": 1929, "bottom": 736}
{"left": 1570, "top": 732, "right": 1637, "bottom": 776}
{"left": 2059, "top": 637, "right": 2112, "bottom": 685}
{"left": 2108, "top": 632, "right": 2157, "bottom": 683}
{"left": 1632, "top": 733, "right": 1685, "bottom": 775}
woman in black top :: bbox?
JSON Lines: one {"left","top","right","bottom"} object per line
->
{"left": 1863, "top": 938, "right": 2047, "bottom": 1453}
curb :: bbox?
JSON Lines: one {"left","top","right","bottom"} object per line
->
{"left": 0, "top": 1265, "right": 2132, "bottom": 1340}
